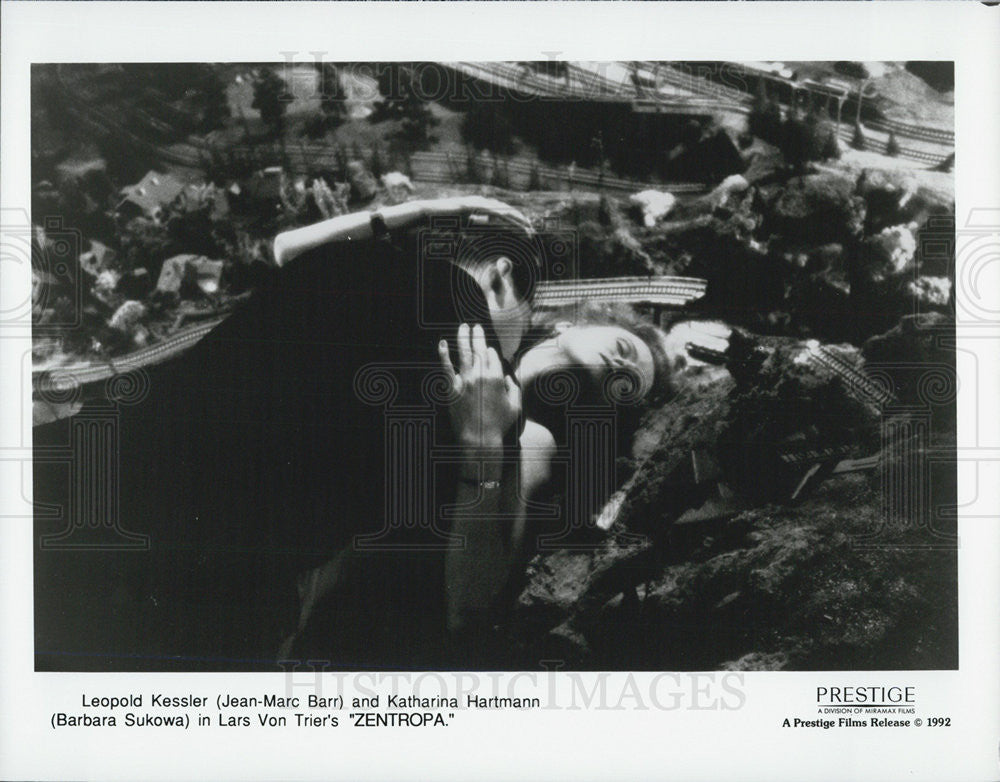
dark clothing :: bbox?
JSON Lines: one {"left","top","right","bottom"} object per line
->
{"left": 34, "top": 222, "right": 514, "bottom": 670}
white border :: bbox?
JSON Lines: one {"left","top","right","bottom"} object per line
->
{"left": 2, "top": 3, "right": 998, "bottom": 780}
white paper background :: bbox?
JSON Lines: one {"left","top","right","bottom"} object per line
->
{"left": 2, "top": 2, "right": 998, "bottom": 780}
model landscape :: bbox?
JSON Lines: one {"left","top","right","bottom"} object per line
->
{"left": 31, "top": 61, "right": 956, "bottom": 670}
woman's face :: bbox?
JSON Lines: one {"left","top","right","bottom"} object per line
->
{"left": 516, "top": 324, "right": 656, "bottom": 402}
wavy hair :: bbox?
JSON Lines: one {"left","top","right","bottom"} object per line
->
{"left": 518, "top": 300, "right": 674, "bottom": 406}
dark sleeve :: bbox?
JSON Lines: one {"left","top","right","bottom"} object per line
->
{"left": 104, "top": 238, "right": 400, "bottom": 564}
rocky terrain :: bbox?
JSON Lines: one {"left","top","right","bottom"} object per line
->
{"left": 499, "top": 159, "right": 957, "bottom": 671}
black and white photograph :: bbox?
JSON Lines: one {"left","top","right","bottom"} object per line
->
{"left": 30, "top": 57, "right": 959, "bottom": 671}
{"left": 2, "top": 3, "right": 998, "bottom": 781}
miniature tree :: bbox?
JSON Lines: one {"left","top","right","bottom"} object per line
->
{"left": 851, "top": 122, "right": 867, "bottom": 151}
{"left": 803, "top": 102, "right": 827, "bottom": 161}
{"left": 822, "top": 129, "right": 842, "bottom": 160}
{"left": 933, "top": 152, "right": 954, "bottom": 173}
{"left": 190, "top": 66, "right": 231, "bottom": 132}
{"left": 782, "top": 110, "right": 809, "bottom": 170}
{"left": 373, "top": 64, "right": 438, "bottom": 147}
{"left": 465, "top": 147, "right": 481, "bottom": 184}
{"left": 748, "top": 82, "right": 783, "bottom": 144}
{"left": 885, "top": 131, "right": 901, "bottom": 157}
{"left": 252, "top": 68, "right": 289, "bottom": 138}
{"left": 527, "top": 162, "right": 542, "bottom": 191}
{"left": 317, "top": 63, "right": 348, "bottom": 132}
{"left": 461, "top": 103, "right": 515, "bottom": 155}
{"left": 369, "top": 144, "right": 385, "bottom": 180}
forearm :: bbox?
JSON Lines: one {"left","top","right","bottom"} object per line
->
{"left": 445, "top": 455, "right": 514, "bottom": 631}
{"left": 438, "top": 322, "right": 525, "bottom": 632}
{"left": 273, "top": 194, "right": 531, "bottom": 267}
{"left": 272, "top": 200, "right": 429, "bottom": 266}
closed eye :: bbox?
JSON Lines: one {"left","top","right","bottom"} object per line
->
{"left": 616, "top": 337, "right": 635, "bottom": 361}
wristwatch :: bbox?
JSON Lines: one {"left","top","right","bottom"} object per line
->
{"left": 370, "top": 210, "right": 390, "bottom": 241}
{"left": 458, "top": 477, "right": 502, "bottom": 491}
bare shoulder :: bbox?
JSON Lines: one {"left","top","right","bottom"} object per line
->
{"left": 519, "top": 419, "right": 557, "bottom": 496}
{"left": 520, "top": 419, "right": 556, "bottom": 453}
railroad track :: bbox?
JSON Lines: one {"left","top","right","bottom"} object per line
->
{"left": 449, "top": 60, "right": 749, "bottom": 113}
{"left": 650, "top": 61, "right": 954, "bottom": 163}
{"left": 261, "top": 145, "right": 708, "bottom": 196}
{"left": 406, "top": 150, "right": 708, "bottom": 196}
{"left": 56, "top": 62, "right": 953, "bottom": 178}
{"left": 54, "top": 67, "right": 207, "bottom": 169}
{"left": 805, "top": 342, "right": 897, "bottom": 410}
{"left": 648, "top": 62, "right": 753, "bottom": 105}
{"left": 446, "top": 61, "right": 953, "bottom": 167}
{"left": 56, "top": 66, "right": 706, "bottom": 197}
{"left": 534, "top": 275, "right": 707, "bottom": 309}
{"left": 656, "top": 62, "right": 955, "bottom": 143}
{"left": 448, "top": 61, "right": 633, "bottom": 102}
{"left": 868, "top": 118, "right": 954, "bottom": 146}
{"left": 683, "top": 336, "right": 898, "bottom": 412}
{"left": 32, "top": 275, "right": 707, "bottom": 400}
{"left": 33, "top": 318, "right": 224, "bottom": 399}
{"left": 831, "top": 124, "right": 950, "bottom": 165}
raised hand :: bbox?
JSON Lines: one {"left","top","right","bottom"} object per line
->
{"left": 438, "top": 323, "right": 521, "bottom": 450}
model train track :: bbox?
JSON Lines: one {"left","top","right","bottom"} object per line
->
{"left": 646, "top": 62, "right": 953, "bottom": 160}
{"left": 534, "top": 275, "right": 707, "bottom": 309}
{"left": 32, "top": 318, "right": 224, "bottom": 399}
{"left": 56, "top": 62, "right": 953, "bottom": 180}
{"left": 406, "top": 150, "right": 709, "bottom": 196}
{"left": 646, "top": 62, "right": 753, "bottom": 105}
{"left": 831, "top": 124, "right": 949, "bottom": 165}
{"left": 55, "top": 66, "right": 706, "bottom": 196}
{"left": 868, "top": 118, "right": 954, "bottom": 146}
{"left": 446, "top": 62, "right": 953, "bottom": 166}
{"left": 447, "top": 61, "right": 632, "bottom": 102}
{"left": 657, "top": 62, "right": 955, "bottom": 145}
{"left": 33, "top": 275, "right": 706, "bottom": 399}
{"left": 805, "top": 343, "right": 897, "bottom": 410}
{"left": 465, "top": 59, "right": 956, "bottom": 152}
